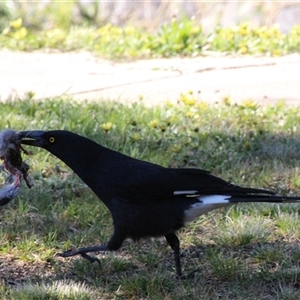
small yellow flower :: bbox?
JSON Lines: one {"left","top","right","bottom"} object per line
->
{"left": 165, "top": 100, "right": 174, "bottom": 107}
{"left": 240, "top": 99, "right": 258, "bottom": 109}
{"left": 223, "top": 96, "right": 232, "bottom": 106}
{"left": 111, "top": 26, "right": 122, "bottom": 37}
{"left": 132, "top": 132, "right": 141, "bottom": 142}
{"left": 269, "top": 25, "right": 281, "bottom": 38}
{"left": 180, "top": 93, "right": 196, "bottom": 106}
{"left": 238, "top": 23, "right": 250, "bottom": 36}
{"left": 219, "top": 28, "right": 234, "bottom": 40}
{"left": 149, "top": 119, "right": 158, "bottom": 128}
{"left": 10, "top": 18, "right": 22, "bottom": 29}
{"left": 257, "top": 26, "right": 268, "bottom": 39}
{"left": 169, "top": 144, "right": 181, "bottom": 153}
{"left": 239, "top": 44, "right": 248, "bottom": 54}
{"left": 97, "top": 23, "right": 112, "bottom": 34}
{"left": 185, "top": 111, "right": 194, "bottom": 118}
{"left": 195, "top": 101, "right": 208, "bottom": 110}
{"left": 101, "top": 122, "right": 113, "bottom": 132}
{"left": 272, "top": 49, "right": 281, "bottom": 57}
{"left": 12, "top": 27, "right": 27, "bottom": 40}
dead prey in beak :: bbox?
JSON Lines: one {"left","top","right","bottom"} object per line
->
{"left": 0, "top": 129, "right": 33, "bottom": 206}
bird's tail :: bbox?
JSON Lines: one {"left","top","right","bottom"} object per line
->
{"left": 198, "top": 194, "right": 300, "bottom": 205}
{"left": 227, "top": 195, "right": 300, "bottom": 204}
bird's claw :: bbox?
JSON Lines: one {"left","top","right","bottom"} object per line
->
{"left": 80, "top": 252, "right": 102, "bottom": 266}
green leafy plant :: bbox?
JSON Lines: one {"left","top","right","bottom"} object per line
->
{"left": 1, "top": 15, "right": 300, "bottom": 58}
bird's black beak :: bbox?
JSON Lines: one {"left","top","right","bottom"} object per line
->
{"left": 19, "top": 130, "right": 46, "bottom": 147}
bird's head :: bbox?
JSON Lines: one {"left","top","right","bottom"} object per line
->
{"left": 19, "top": 130, "right": 85, "bottom": 158}
{"left": 19, "top": 130, "right": 112, "bottom": 191}
{"left": 21, "top": 130, "right": 72, "bottom": 148}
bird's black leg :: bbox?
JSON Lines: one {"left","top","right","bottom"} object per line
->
{"left": 165, "top": 233, "right": 182, "bottom": 277}
{"left": 57, "top": 232, "right": 124, "bottom": 265}
{"left": 56, "top": 244, "right": 109, "bottom": 265}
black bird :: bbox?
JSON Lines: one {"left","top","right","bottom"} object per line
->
{"left": 20, "top": 130, "right": 300, "bottom": 277}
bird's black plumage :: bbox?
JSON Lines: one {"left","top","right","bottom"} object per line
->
{"left": 20, "top": 130, "right": 300, "bottom": 277}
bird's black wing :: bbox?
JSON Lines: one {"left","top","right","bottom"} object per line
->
{"left": 99, "top": 156, "right": 273, "bottom": 203}
{"left": 170, "top": 168, "right": 274, "bottom": 195}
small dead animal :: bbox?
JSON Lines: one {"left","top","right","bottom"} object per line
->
{"left": 0, "top": 129, "right": 33, "bottom": 206}
{"left": 0, "top": 175, "right": 21, "bottom": 206}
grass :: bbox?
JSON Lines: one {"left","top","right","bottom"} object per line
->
{"left": 1, "top": 96, "right": 300, "bottom": 298}
{"left": 5, "top": 280, "right": 95, "bottom": 300}
{"left": 1, "top": 16, "right": 300, "bottom": 59}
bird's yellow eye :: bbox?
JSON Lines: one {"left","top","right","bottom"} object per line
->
{"left": 49, "top": 137, "right": 55, "bottom": 143}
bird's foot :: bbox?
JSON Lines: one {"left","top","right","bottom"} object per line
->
{"left": 56, "top": 244, "right": 109, "bottom": 266}
{"left": 57, "top": 250, "right": 101, "bottom": 266}
{"left": 81, "top": 252, "right": 101, "bottom": 266}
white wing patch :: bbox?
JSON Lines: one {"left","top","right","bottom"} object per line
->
{"left": 199, "top": 195, "right": 231, "bottom": 204}
{"left": 184, "top": 195, "right": 232, "bottom": 224}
